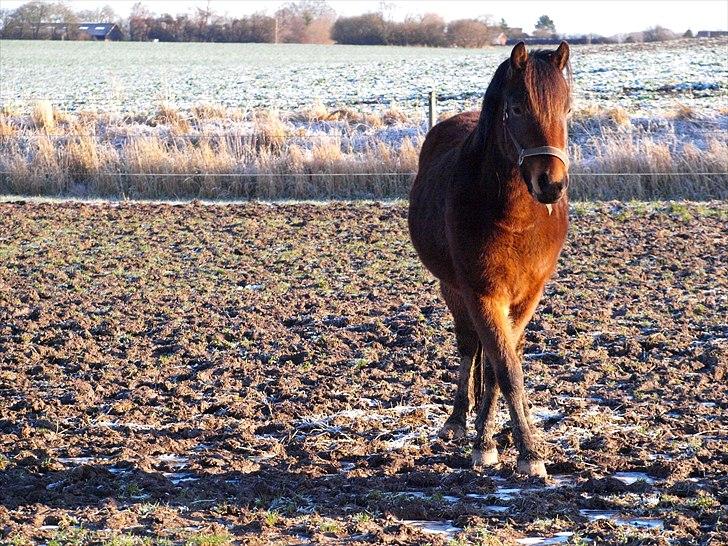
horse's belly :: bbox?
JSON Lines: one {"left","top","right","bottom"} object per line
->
{"left": 408, "top": 210, "right": 455, "bottom": 283}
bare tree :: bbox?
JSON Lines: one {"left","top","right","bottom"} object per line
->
{"left": 275, "top": 0, "right": 335, "bottom": 44}
{"left": 447, "top": 18, "right": 495, "bottom": 48}
{"left": 128, "top": 1, "right": 153, "bottom": 41}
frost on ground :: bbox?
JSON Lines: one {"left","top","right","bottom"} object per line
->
{"left": 0, "top": 201, "right": 726, "bottom": 545}
{"left": 1, "top": 38, "right": 726, "bottom": 117}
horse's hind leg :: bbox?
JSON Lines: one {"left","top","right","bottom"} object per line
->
{"left": 515, "top": 332, "right": 535, "bottom": 427}
{"left": 438, "top": 283, "right": 479, "bottom": 440}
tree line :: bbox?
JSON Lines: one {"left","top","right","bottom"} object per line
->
{"left": 0, "top": 0, "right": 532, "bottom": 45}
{"left": 0, "top": 0, "right": 686, "bottom": 45}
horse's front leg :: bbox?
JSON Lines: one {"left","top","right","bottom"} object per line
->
{"left": 511, "top": 292, "right": 545, "bottom": 430}
{"left": 466, "top": 293, "right": 547, "bottom": 477}
{"left": 472, "top": 353, "right": 500, "bottom": 467}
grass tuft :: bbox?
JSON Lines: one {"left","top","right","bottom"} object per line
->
{"left": 31, "top": 100, "right": 56, "bottom": 132}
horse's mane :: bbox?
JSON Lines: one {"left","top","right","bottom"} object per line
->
{"left": 467, "top": 49, "right": 572, "bottom": 156}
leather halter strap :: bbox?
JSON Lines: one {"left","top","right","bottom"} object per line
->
{"left": 503, "top": 110, "right": 570, "bottom": 169}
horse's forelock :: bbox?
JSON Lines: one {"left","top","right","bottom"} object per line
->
{"left": 523, "top": 50, "right": 572, "bottom": 122}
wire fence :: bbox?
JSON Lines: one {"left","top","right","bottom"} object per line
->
{"left": 1, "top": 171, "right": 726, "bottom": 177}
{"left": 2, "top": 131, "right": 727, "bottom": 140}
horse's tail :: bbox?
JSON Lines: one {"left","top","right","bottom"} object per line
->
{"left": 473, "top": 342, "right": 485, "bottom": 411}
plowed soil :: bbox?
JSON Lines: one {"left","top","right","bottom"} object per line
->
{"left": 0, "top": 200, "right": 726, "bottom": 545}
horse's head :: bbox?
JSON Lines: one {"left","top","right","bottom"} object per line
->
{"left": 500, "top": 42, "right": 571, "bottom": 204}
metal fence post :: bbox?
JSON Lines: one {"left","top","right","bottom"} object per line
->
{"left": 428, "top": 90, "right": 437, "bottom": 130}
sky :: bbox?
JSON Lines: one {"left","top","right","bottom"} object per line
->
{"left": 2, "top": 0, "right": 727, "bottom": 36}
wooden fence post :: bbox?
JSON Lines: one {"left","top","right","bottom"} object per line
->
{"left": 428, "top": 90, "right": 437, "bottom": 130}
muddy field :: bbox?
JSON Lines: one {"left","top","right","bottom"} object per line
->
{"left": 0, "top": 200, "right": 726, "bottom": 545}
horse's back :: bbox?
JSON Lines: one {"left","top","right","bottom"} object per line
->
{"left": 408, "top": 111, "right": 479, "bottom": 284}
{"left": 414, "top": 111, "right": 479, "bottom": 181}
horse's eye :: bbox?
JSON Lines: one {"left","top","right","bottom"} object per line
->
{"left": 511, "top": 104, "right": 524, "bottom": 116}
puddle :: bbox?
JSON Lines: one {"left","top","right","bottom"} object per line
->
{"left": 627, "top": 518, "right": 664, "bottom": 529}
{"left": 401, "top": 520, "right": 460, "bottom": 538}
{"left": 494, "top": 487, "right": 522, "bottom": 501}
{"left": 580, "top": 510, "right": 664, "bottom": 529}
{"left": 580, "top": 509, "right": 618, "bottom": 521}
{"left": 463, "top": 495, "right": 510, "bottom": 512}
{"left": 488, "top": 476, "right": 575, "bottom": 502}
{"left": 613, "top": 472, "right": 655, "bottom": 485}
{"left": 404, "top": 491, "right": 459, "bottom": 503}
{"left": 163, "top": 472, "right": 199, "bottom": 485}
{"left": 57, "top": 456, "right": 98, "bottom": 465}
{"left": 517, "top": 532, "right": 573, "bottom": 545}
{"left": 157, "top": 454, "right": 189, "bottom": 468}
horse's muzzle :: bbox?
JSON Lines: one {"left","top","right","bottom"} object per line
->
{"left": 533, "top": 172, "right": 568, "bottom": 204}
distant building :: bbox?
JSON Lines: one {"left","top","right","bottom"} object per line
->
{"left": 36, "top": 22, "right": 123, "bottom": 41}
{"left": 77, "top": 23, "right": 123, "bottom": 41}
{"left": 696, "top": 30, "right": 728, "bottom": 38}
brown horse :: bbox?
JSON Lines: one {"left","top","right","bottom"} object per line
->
{"left": 408, "top": 42, "right": 572, "bottom": 477}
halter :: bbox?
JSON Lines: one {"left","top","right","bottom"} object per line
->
{"left": 502, "top": 108, "right": 570, "bottom": 170}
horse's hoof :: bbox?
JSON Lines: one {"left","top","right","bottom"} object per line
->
{"left": 438, "top": 421, "right": 466, "bottom": 440}
{"left": 472, "top": 447, "right": 499, "bottom": 468}
{"left": 516, "top": 459, "right": 548, "bottom": 477}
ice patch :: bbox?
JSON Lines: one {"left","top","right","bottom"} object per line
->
{"left": 157, "top": 454, "right": 189, "bottom": 468}
{"left": 404, "top": 491, "right": 459, "bottom": 503}
{"left": 531, "top": 406, "right": 564, "bottom": 422}
{"left": 580, "top": 510, "right": 664, "bottom": 529}
{"left": 401, "top": 520, "right": 460, "bottom": 538}
{"left": 164, "top": 472, "right": 199, "bottom": 485}
{"left": 613, "top": 472, "right": 655, "bottom": 485}
{"left": 57, "top": 456, "right": 98, "bottom": 465}
{"left": 517, "top": 532, "right": 573, "bottom": 545}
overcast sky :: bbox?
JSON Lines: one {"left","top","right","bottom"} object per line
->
{"left": 3, "top": 0, "right": 727, "bottom": 36}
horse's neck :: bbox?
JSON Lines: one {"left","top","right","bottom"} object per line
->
{"left": 463, "top": 130, "right": 535, "bottom": 215}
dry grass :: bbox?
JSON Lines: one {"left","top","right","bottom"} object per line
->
{"left": 31, "top": 100, "right": 56, "bottom": 132}
{"left": 191, "top": 102, "right": 230, "bottom": 120}
{"left": 670, "top": 102, "right": 700, "bottom": 120}
{"left": 572, "top": 104, "right": 631, "bottom": 126}
{"left": 254, "top": 110, "right": 288, "bottom": 149}
{"left": 0, "top": 104, "right": 725, "bottom": 200}
{"left": 152, "top": 102, "right": 191, "bottom": 133}
{"left": 570, "top": 135, "right": 728, "bottom": 200}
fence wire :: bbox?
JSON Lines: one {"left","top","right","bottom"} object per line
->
{"left": 1, "top": 171, "right": 726, "bottom": 177}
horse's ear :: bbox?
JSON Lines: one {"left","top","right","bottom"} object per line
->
{"left": 554, "top": 41, "right": 570, "bottom": 70}
{"left": 510, "top": 42, "right": 528, "bottom": 71}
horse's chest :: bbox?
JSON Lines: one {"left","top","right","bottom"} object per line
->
{"left": 461, "top": 220, "right": 566, "bottom": 294}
